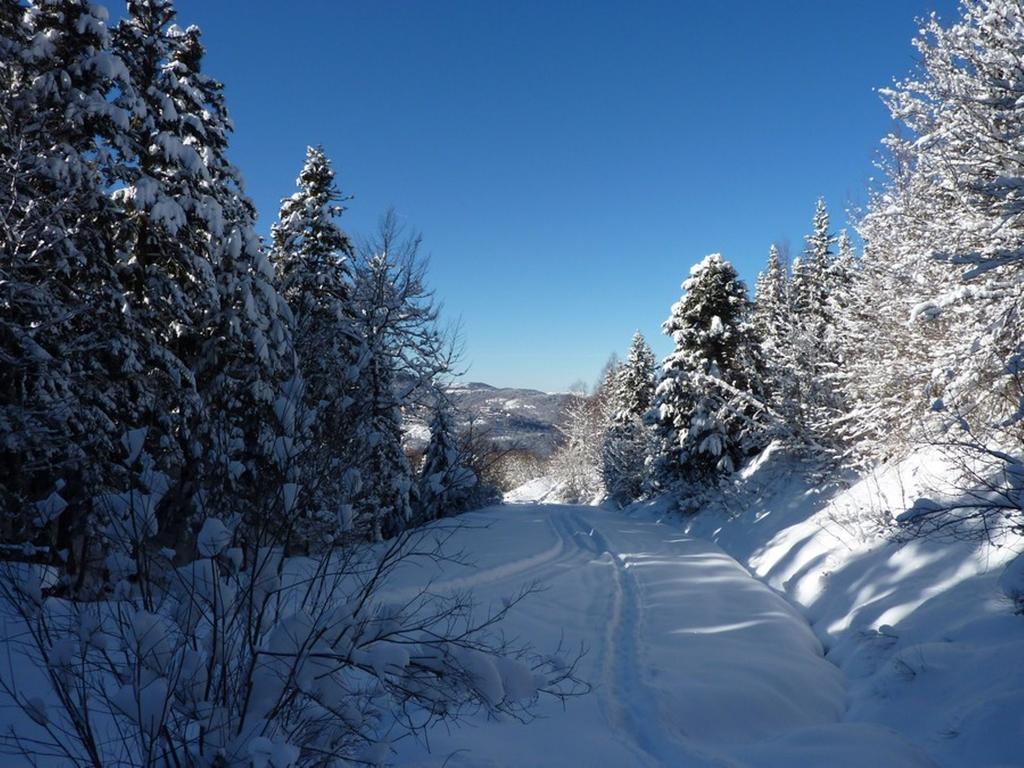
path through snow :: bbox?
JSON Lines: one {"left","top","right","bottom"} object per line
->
{"left": 393, "top": 502, "right": 934, "bottom": 767}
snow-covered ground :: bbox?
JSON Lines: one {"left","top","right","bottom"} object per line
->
{"left": 2, "top": 449, "right": 1019, "bottom": 766}
{"left": 389, "top": 500, "right": 935, "bottom": 766}
{"left": 389, "top": 446, "right": 1023, "bottom": 766}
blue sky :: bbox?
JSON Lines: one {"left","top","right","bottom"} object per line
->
{"left": 170, "top": 0, "right": 958, "bottom": 392}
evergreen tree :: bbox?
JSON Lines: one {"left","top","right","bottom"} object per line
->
{"left": 601, "top": 332, "right": 655, "bottom": 505}
{"left": 752, "top": 244, "right": 796, "bottom": 410}
{"left": 807, "top": 198, "right": 834, "bottom": 301}
{"left": 109, "top": 0, "right": 223, "bottom": 534}
{"left": 790, "top": 199, "right": 832, "bottom": 327}
{"left": 616, "top": 331, "right": 656, "bottom": 420}
{"left": 0, "top": 0, "right": 145, "bottom": 569}
{"left": 112, "top": 1, "right": 295, "bottom": 541}
{"left": 829, "top": 229, "right": 857, "bottom": 305}
{"left": 355, "top": 338, "right": 415, "bottom": 541}
{"left": 418, "top": 398, "right": 477, "bottom": 522}
{"left": 753, "top": 246, "right": 788, "bottom": 345}
{"left": 785, "top": 199, "right": 851, "bottom": 449}
{"left": 650, "top": 255, "right": 766, "bottom": 493}
{"left": 271, "top": 146, "right": 364, "bottom": 547}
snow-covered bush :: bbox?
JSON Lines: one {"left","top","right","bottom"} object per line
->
{"left": 896, "top": 423, "right": 1024, "bottom": 545}
{"left": 0, "top": 509, "right": 587, "bottom": 767}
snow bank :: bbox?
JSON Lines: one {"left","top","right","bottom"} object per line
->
{"left": 682, "top": 445, "right": 1024, "bottom": 767}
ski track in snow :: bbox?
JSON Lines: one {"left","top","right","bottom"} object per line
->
{"left": 381, "top": 509, "right": 589, "bottom": 604}
{"left": 572, "top": 510, "right": 667, "bottom": 765}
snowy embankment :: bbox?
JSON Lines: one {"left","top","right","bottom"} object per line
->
{"left": 390, "top": 501, "right": 931, "bottom": 767}
{"left": 678, "top": 445, "right": 1024, "bottom": 767}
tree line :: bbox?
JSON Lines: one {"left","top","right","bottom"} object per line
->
{"left": 553, "top": 0, "right": 1022, "bottom": 534}
{"left": 0, "top": 4, "right": 582, "bottom": 765}
{"left": 0, "top": 0, "right": 491, "bottom": 588}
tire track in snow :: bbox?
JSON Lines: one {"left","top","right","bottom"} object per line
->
{"left": 381, "top": 509, "right": 585, "bottom": 603}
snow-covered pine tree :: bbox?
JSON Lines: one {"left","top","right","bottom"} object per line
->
{"left": 271, "top": 146, "right": 365, "bottom": 547}
{"left": 649, "top": 254, "right": 766, "bottom": 495}
{"left": 0, "top": 0, "right": 145, "bottom": 569}
{"left": 108, "top": 0, "right": 222, "bottom": 538}
{"left": 601, "top": 332, "right": 656, "bottom": 505}
{"left": 807, "top": 198, "right": 834, "bottom": 311}
{"left": 417, "top": 398, "right": 477, "bottom": 522}
{"left": 354, "top": 340, "right": 415, "bottom": 541}
{"left": 616, "top": 331, "right": 657, "bottom": 420}
{"left": 787, "top": 199, "right": 850, "bottom": 449}
{"left": 752, "top": 244, "right": 797, "bottom": 412}
{"left": 180, "top": 28, "right": 296, "bottom": 544}
{"left": 110, "top": 0, "right": 218, "bottom": 396}
{"left": 112, "top": 2, "right": 296, "bottom": 545}
{"left": 753, "top": 246, "right": 788, "bottom": 344}
{"left": 829, "top": 230, "right": 857, "bottom": 309}
{"left": 790, "top": 199, "right": 832, "bottom": 332}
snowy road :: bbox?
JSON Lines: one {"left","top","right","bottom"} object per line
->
{"left": 393, "top": 502, "right": 934, "bottom": 767}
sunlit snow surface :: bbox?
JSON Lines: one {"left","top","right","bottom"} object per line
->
{"left": 3, "top": 447, "right": 1019, "bottom": 766}
{"left": 390, "top": 500, "right": 934, "bottom": 767}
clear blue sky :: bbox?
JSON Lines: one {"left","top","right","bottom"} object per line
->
{"left": 168, "top": 0, "right": 958, "bottom": 392}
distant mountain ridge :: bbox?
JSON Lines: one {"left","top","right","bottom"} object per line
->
{"left": 404, "top": 381, "right": 570, "bottom": 457}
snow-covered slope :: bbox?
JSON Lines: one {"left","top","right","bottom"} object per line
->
{"left": 678, "top": 445, "right": 1024, "bottom": 768}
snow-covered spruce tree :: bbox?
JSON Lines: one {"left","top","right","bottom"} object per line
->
{"left": 352, "top": 211, "right": 456, "bottom": 540}
{"left": 112, "top": 3, "right": 296, "bottom": 544}
{"left": 417, "top": 398, "right": 478, "bottom": 522}
{"left": 829, "top": 230, "right": 858, "bottom": 316}
{"left": 601, "top": 332, "right": 656, "bottom": 505}
{"left": 0, "top": 1, "right": 153, "bottom": 576}
{"left": 616, "top": 330, "right": 657, "bottom": 419}
{"left": 752, "top": 244, "right": 796, "bottom": 411}
{"left": 271, "top": 146, "right": 365, "bottom": 548}
{"left": 109, "top": 0, "right": 220, "bottom": 499}
{"left": 649, "top": 254, "right": 767, "bottom": 497}
{"left": 788, "top": 199, "right": 850, "bottom": 449}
